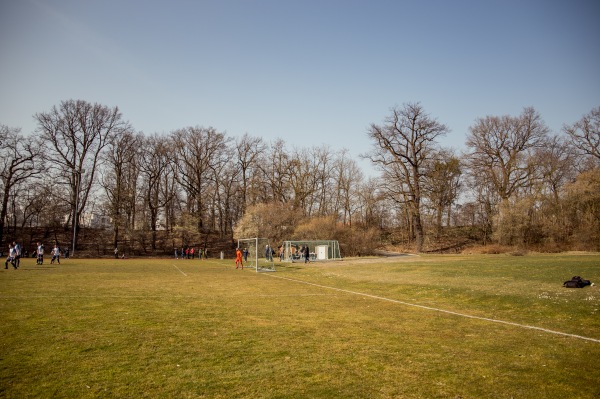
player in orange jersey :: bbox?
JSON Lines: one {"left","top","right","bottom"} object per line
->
{"left": 235, "top": 247, "right": 243, "bottom": 269}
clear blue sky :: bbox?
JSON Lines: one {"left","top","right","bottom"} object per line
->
{"left": 1, "top": 0, "right": 599, "bottom": 171}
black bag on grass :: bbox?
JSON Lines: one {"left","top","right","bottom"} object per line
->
{"left": 563, "top": 280, "right": 581, "bottom": 288}
{"left": 563, "top": 276, "right": 592, "bottom": 288}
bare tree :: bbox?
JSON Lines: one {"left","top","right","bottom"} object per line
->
{"left": 366, "top": 103, "right": 448, "bottom": 252}
{"left": 0, "top": 125, "right": 44, "bottom": 246}
{"left": 564, "top": 107, "right": 600, "bottom": 162}
{"left": 17, "top": 182, "right": 52, "bottom": 229}
{"left": 465, "top": 107, "right": 549, "bottom": 245}
{"left": 466, "top": 107, "right": 549, "bottom": 201}
{"left": 234, "top": 133, "right": 266, "bottom": 210}
{"left": 309, "top": 146, "right": 335, "bottom": 217}
{"left": 520, "top": 135, "right": 577, "bottom": 247}
{"left": 171, "top": 126, "right": 231, "bottom": 232}
{"left": 562, "top": 167, "right": 600, "bottom": 250}
{"left": 534, "top": 135, "right": 576, "bottom": 203}
{"left": 35, "top": 100, "right": 129, "bottom": 251}
{"left": 424, "top": 150, "right": 462, "bottom": 237}
{"left": 333, "top": 150, "right": 363, "bottom": 226}
{"left": 465, "top": 174, "right": 499, "bottom": 245}
{"left": 160, "top": 157, "right": 180, "bottom": 234}
{"left": 261, "top": 139, "right": 293, "bottom": 203}
{"left": 355, "top": 177, "right": 385, "bottom": 228}
{"left": 288, "top": 147, "right": 321, "bottom": 214}
{"left": 100, "top": 129, "right": 142, "bottom": 248}
{"left": 138, "top": 134, "right": 174, "bottom": 251}
{"left": 212, "top": 154, "right": 241, "bottom": 238}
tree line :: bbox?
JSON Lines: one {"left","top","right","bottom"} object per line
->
{"left": 1, "top": 99, "right": 598, "bottom": 255}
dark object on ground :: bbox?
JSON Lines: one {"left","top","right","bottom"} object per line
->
{"left": 563, "top": 276, "right": 592, "bottom": 288}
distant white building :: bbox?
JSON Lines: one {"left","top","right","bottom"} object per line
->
{"left": 80, "top": 212, "right": 112, "bottom": 229}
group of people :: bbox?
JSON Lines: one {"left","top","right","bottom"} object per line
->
{"left": 174, "top": 247, "right": 206, "bottom": 260}
{"left": 234, "top": 244, "right": 312, "bottom": 268}
{"left": 4, "top": 241, "right": 64, "bottom": 269}
{"left": 37, "top": 242, "right": 64, "bottom": 265}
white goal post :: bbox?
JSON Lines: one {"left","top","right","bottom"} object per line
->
{"left": 236, "top": 238, "right": 276, "bottom": 272}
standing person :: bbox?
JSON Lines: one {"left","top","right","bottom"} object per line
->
{"left": 5, "top": 244, "right": 17, "bottom": 269}
{"left": 51, "top": 244, "right": 61, "bottom": 264}
{"left": 174, "top": 248, "right": 178, "bottom": 259}
{"left": 190, "top": 247, "right": 195, "bottom": 259}
{"left": 304, "top": 245, "right": 310, "bottom": 263}
{"left": 64, "top": 248, "right": 69, "bottom": 259}
{"left": 114, "top": 247, "right": 119, "bottom": 259}
{"left": 235, "top": 247, "right": 244, "bottom": 269}
{"left": 36, "top": 242, "right": 44, "bottom": 265}
{"left": 12, "top": 242, "right": 21, "bottom": 268}
{"left": 243, "top": 247, "right": 248, "bottom": 262}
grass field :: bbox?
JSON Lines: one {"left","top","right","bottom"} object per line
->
{"left": 1, "top": 253, "right": 599, "bottom": 398}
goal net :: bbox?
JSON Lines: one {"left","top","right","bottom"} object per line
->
{"left": 282, "top": 240, "right": 342, "bottom": 263}
{"left": 236, "top": 238, "right": 276, "bottom": 272}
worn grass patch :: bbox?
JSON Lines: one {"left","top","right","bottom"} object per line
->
{"left": 1, "top": 254, "right": 599, "bottom": 398}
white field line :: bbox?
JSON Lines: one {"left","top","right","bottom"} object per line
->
{"left": 171, "top": 263, "right": 188, "bottom": 276}
{"left": 255, "top": 293, "right": 339, "bottom": 297}
{"left": 267, "top": 274, "right": 600, "bottom": 344}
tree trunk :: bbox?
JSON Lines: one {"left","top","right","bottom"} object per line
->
{"left": 413, "top": 212, "right": 424, "bottom": 253}
{"left": 113, "top": 225, "right": 119, "bottom": 249}
{"left": 0, "top": 185, "right": 9, "bottom": 246}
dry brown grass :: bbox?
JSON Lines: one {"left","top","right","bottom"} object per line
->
{"left": 1, "top": 255, "right": 599, "bottom": 398}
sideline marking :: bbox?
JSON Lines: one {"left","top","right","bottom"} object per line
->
{"left": 267, "top": 274, "right": 600, "bottom": 344}
{"left": 172, "top": 263, "right": 188, "bottom": 276}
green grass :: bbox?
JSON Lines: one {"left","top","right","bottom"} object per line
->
{"left": 1, "top": 254, "right": 599, "bottom": 398}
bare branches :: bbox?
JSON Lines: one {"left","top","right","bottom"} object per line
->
{"left": 0, "top": 125, "right": 45, "bottom": 246}
{"left": 5, "top": 97, "right": 597, "bottom": 253}
{"left": 171, "top": 126, "right": 231, "bottom": 232}
{"left": 466, "top": 107, "right": 549, "bottom": 201}
{"left": 365, "top": 102, "right": 449, "bottom": 251}
{"left": 34, "top": 99, "right": 129, "bottom": 249}
{"left": 564, "top": 107, "right": 600, "bottom": 161}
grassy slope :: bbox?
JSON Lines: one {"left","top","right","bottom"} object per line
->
{"left": 0, "top": 254, "right": 598, "bottom": 398}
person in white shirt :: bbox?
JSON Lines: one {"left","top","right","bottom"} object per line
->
{"left": 36, "top": 242, "right": 44, "bottom": 265}
{"left": 5, "top": 244, "right": 17, "bottom": 269}
{"left": 51, "top": 245, "right": 61, "bottom": 265}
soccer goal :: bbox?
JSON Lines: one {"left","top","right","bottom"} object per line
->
{"left": 282, "top": 240, "right": 342, "bottom": 263}
{"left": 237, "top": 238, "right": 276, "bottom": 272}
